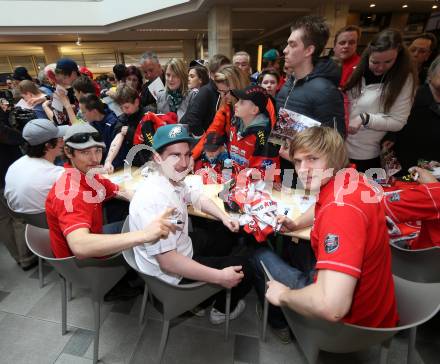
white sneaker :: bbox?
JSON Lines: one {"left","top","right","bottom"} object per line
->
{"left": 209, "top": 300, "right": 246, "bottom": 325}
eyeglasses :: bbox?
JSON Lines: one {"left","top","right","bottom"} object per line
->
{"left": 66, "top": 132, "right": 103, "bottom": 144}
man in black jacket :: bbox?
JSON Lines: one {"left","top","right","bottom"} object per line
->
{"left": 139, "top": 52, "right": 165, "bottom": 111}
{"left": 277, "top": 15, "right": 345, "bottom": 143}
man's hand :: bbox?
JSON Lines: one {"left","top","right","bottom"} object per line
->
{"left": 265, "top": 280, "right": 290, "bottom": 307}
{"left": 143, "top": 208, "right": 177, "bottom": 242}
{"left": 28, "top": 94, "right": 47, "bottom": 107}
{"left": 410, "top": 167, "right": 438, "bottom": 184}
{"left": 218, "top": 266, "right": 244, "bottom": 288}
{"left": 103, "top": 161, "right": 114, "bottom": 174}
{"left": 55, "top": 90, "right": 71, "bottom": 108}
{"left": 276, "top": 215, "right": 297, "bottom": 233}
{"left": 348, "top": 115, "right": 362, "bottom": 135}
{"left": 222, "top": 215, "right": 240, "bottom": 232}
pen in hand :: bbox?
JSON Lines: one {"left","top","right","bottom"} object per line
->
{"left": 168, "top": 219, "right": 183, "bottom": 225}
{"left": 275, "top": 209, "right": 289, "bottom": 234}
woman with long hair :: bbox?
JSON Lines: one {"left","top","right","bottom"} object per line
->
{"left": 188, "top": 65, "right": 210, "bottom": 91}
{"left": 156, "top": 58, "right": 195, "bottom": 121}
{"left": 343, "top": 29, "right": 417, "bottom": 172}
{"left": 192, "top": 64, "right": 278, "bottom": 159}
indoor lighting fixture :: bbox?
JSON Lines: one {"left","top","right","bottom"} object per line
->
{"left": 369, "top": 3, "right": 376, "bottom": 7}
{"left": 76, "top": 34, "right": 82, "bottom": 46}
{"left": 402, "top": 4, "right": 408, "bottom": 8}
{"left": 433, "top": 4, "right": 438, "bottom": 9}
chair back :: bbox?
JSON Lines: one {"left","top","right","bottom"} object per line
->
{"left": 14, "top": 211, "right": 48, "bottom": 229}
{"left": 390, "top": 243, "right": 440, "bottom": 283}
{"left": 25, "top": 224, "right": 127, "bottom": 300}
{"left": 122, "top": 246, "right": 222, "bottom": 320}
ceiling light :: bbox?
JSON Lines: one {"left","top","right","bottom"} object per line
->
{"left": 433, "top": 4, "right": 438, "bottom": 9}
{"left": 369, "top": 3, "right": 376, "bottom": 7}
{"left": 76, "top": 34, "right": 82, "bottom": 46}
{"left": 402, "top": 4, "right": 408, "bottom": 8}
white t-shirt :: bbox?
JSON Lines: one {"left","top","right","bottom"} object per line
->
{"left": 129, "top": 173, "right": 202, "bottom": 285}
{"left": 4, "top": 156, "right": 64, "bottom": 213}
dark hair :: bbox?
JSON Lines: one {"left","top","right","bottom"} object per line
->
{"left": 344, "top": 28, "right": 417, "bottom": 113}
{"left": 24, "top": 138, "right": 58, "bottom": 158}
{"left": 189, "top": 65, "right": 210, "bottom": 87}
{"left": 115, "top": 84, "right": 139, "bottom": 105}
{"left": 258, "top": 68, "right": 281, "bottom": 84}
{"left": 113, "top": 64, "right": 127, "bottom": 82}
{"left": 79, "top": 93, "right": 106, "bottom": 114}
{"left": 208, "top": 54, "right": 231, "bottom": 74}
{"left": 72, "top": 75, "right": 96, "bottom": 95}
{"left": 126, "top": 65, "right": 143, "bottom": 92}
{"left": 334, "top": 25, "right": 361, "bottom": 45}
{"left": 291, "top": 15, "right": 330, "bottom": 63}
{"left": 414, "top": 32, "right": 438, "bottom": 52}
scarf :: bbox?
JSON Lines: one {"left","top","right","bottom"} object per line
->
{"left": 168, "top": 90, "right": 184, "bottom": 113}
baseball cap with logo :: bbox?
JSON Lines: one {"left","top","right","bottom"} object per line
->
{"left": 22, "top": 119, "right": 68, "bottom": 146}
{"left": 152, "top": 124, "right": 195, "bottom": 151}
{"left": 64, "top": 123, "right": 106, "bottom": 150}
{"left": 230, "top": 85, "right": 269, "bottom": 114}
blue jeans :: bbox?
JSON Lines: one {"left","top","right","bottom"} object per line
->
{"left": 251, "top": 247, "right": 315, "bottom": 329}
{"left": 102, "top": 220, "right": 124, "bottom": 234}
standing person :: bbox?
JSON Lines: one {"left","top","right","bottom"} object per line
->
{"left": 344, "top": 29, "right": 417, "bottom": 172}
{"left": 333, "top": 25, "right": 362, "bottom": 87}
{"left": 253, "top": 127, "right": 398, "bottom": 343}
{"left": 188, "top": 65, "right": 210, "bottom": 92}
{"left": 233, "top": 51, "right": 252, "bottom": 78}
{"left": 258, "top": 68, "right": 281, "bottom": 98}
{"left": 277, "top": 15, "right": 346, "bottom": 159}
{"left": 408, "top": 33, "right": 437, "bottom": 84}
{"left": 129, "top": 124, "right": 253, "bottom": 324}
{"left": 126, "top": 65, "right": 143, "bottom": 95}
{"left": 180, "top": 54, "right": 231, "bottom": 136}
{"left": 139, "top": 52, "right": 165, "bottom": 111}
{"left": 156, "top": 58, "right": 196, "bottom": 121}
{"left": 392, "top": 55, "right": 440, "bottom": 172}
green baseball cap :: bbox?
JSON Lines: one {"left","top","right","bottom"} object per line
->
{"left": 152, "top": 124, "right": 195, "bottom": 150}
{"left": 263, "top": 49, "right": 280, "bottom": 61}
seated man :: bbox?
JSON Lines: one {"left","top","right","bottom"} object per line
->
{"left": 253, "top": 127, "right": 398, "bottom": 342}
{"left": 5, "top": 118, "right": 66, "bottom": 213}
{"left": 45, "top": 122, "right": 173, "bottom": 259}
{"left": 129, "top": 124, "right": 253, "bottom": 324}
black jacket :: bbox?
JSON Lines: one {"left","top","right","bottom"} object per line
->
{"left": 276, "top": 57, "right": 346, "bottom": 136}
{"left": 180, "top": 80, "right": 220, "bottom": 136}
{"left": 393, "top": 84, "right": 440, "bottom": 172}
{"left": 0, "top": 111, "right": 23, "bottom": 188}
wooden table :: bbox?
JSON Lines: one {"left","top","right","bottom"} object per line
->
{"left": 107, "top": 168, "right": 311, "bottom": 241}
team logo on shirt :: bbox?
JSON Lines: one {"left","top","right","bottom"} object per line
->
{"left": 324, "top": 234, "right": 339, "bottom": 254}
{"left": 388, "top": 191, "right": 401, "bottom": 202}
{"left": 168, "top": 126, "right": 183, "bottom": 138}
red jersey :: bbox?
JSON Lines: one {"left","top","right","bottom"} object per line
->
{"left": 228, "top": 115, "right": 280, "bottom": 181}
{"left": 382, "top": 183, "right": 440, "bottom": 249}
{"left": 45, "top": 166, "right": 119, "bottom": 258}
{"left": 194, "top": 157, "right": 224, "bottom": 184}
{"left": 311, "top": 171, "right": 399, "bottom": 327}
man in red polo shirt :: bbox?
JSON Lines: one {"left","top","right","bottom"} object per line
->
{"left": 46, "top": 122, "right": 175, "bottom": 259}
{"left": 260, "top": 126, "right": 398, "bottom": 331}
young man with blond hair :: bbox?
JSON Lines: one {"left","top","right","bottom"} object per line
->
{"left": 252, "top": 127, "right": 398, "bottom": 342}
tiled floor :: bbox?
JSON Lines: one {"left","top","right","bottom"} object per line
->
{"left": 0, "top": 243, "right": 438, "bottom": 364}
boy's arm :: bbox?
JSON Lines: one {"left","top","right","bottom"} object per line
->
{"left": 104, "top": 127, "right": 127, "bottom": 173}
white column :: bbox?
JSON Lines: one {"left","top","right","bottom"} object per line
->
{"left": 208, "top": 5, "right": 232, "bottom": 59}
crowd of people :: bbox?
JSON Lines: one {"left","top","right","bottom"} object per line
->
{"left": 1, "top": 14, "right": 440, "bottom": 346}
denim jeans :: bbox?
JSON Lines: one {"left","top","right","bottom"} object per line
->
{"left": 251, "top": 247, "right": 315, "bottom": 329}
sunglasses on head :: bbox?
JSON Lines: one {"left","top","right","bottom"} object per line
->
{"left": 66, "top": 132, "right": 103, "bottom": 144}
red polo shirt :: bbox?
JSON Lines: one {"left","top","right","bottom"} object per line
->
{"left": 383, "top": 183, "right": 440, "bottom": 249}
{"left": 311, "top": 171, "right": 399, "bottom": 327}
{"left": 45, "top": 165, "right": 119, "bottom": 258}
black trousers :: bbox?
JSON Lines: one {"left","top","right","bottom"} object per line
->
{"left": 180, "top": 221, "right": 254, "bottom": 313}
{"left": 350, "top": 157, "right": 382, "bottom": 173}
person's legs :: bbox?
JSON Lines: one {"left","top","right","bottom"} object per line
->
{"left": 0, "top": 193, "right": 37, "bottom": 269}
{"left": 251, "top": 247, "right": 314, "bottom": 329}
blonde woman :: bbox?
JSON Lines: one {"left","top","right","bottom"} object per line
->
{"left": 191, "top": 65, "right": 250, "bottom": 158}
{"left": 156, "top": 58, "right": 195, "bottom": 121}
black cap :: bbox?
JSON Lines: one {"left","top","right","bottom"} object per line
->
{"left": 13, "top": 67, "right": 32, "bottom": 81}
{"left": 204, "top": 132, "right": 226, "bottom": 152}
{"left": 230, "top": 85, "right": 269, "bottom": 114}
